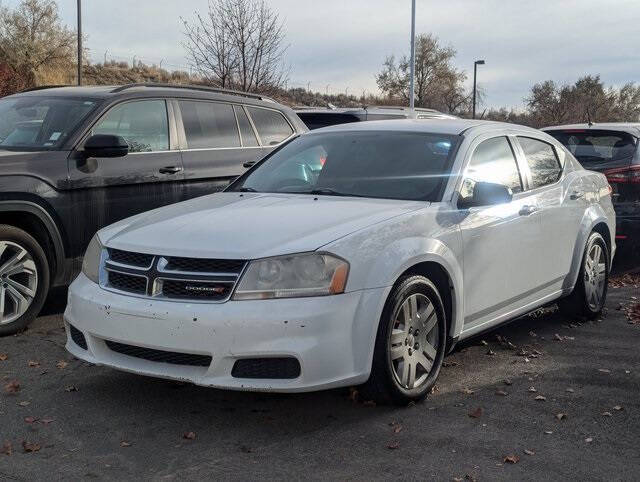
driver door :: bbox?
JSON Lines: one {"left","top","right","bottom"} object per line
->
{"left": 457, "top": 135, "right": 542, "bottom": 330}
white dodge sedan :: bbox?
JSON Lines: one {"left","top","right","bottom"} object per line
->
{"left": 64, "top": 119, "right": 615, "bottom": 404}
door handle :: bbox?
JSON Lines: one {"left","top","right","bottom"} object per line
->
{"left": 519, "top": 205, "right": 538, "bottom": 216}
{"left": 570, "top": 190, "right": 584, "bottom": 200}
{"left": 243, "top": 161, "right": 256, "bottom": 169}
{"left": 159, "top": 166, "right": 183, "bottom": 174}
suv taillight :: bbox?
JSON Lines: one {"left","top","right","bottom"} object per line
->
{"left": 604, "top": 165, "right": 640, "bottom": 184}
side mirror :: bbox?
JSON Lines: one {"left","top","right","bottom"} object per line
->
{"left": 459, "top": 181, "right": 513, "bottom": 208}
{"left": 83, "top": 134, "right": 129, "bottom": 158}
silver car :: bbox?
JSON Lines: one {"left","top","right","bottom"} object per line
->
{"left": 65, "top": 119, "right": 615, "bottom": 405}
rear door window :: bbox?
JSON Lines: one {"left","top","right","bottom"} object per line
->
{"left": 179, "top": 101, "right": 240, "bottom": 149}
{"left": 92, "top": 100, "right": 169, "bottom": 152}
{"left": 518, "top": 137, "right": 562, "bottom": 189}
{"left": 234, "top": 105, "right": 259, "bottom": 147}
{"left": 246, "top": 107, "right": 293, "bottom": 145}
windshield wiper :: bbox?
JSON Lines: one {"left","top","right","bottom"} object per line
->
{"left": 306, "top": 188, "right": 366, "bottom": 198}
{"left": 237, "top": 187, "right": 257, "bottom": 192}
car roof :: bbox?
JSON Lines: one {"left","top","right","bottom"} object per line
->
{"left": 306, "top": 118, "right": 540, "bottom": 136}
{"left": 7, "top": 83, "right": 279, "bottom": 107}
{"left": 543, "top": 123, "right": 640, "bottom": 136}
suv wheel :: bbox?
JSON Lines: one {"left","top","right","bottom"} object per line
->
{"left": 558, "top": 231, "right": 609, "bottom": 320}
{"left": 0, "top": 225, "right": 50, "bottom": 336}
{"left": 361, "top": 275, "right": 447, "bottom": 405}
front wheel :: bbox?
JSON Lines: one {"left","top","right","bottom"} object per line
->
{"left": 558, "top": 231, "right": 609, "bottom": 320}
{"left": 0, "top": 225, "right": 50, "bottom": 336}
{"left": 361, "top": 276, "right": 447, "bottom": 405}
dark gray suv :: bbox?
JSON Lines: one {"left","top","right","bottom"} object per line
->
{"left": 0, "top": 83, "right": 306, "bottom": 334}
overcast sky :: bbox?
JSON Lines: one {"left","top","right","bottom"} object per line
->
{"left": 6, "top": 0, "right": 640, "bottom": 109}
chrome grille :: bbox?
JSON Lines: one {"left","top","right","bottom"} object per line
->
{"left": 103, "top": 249, "right": 246, "bottom": 302}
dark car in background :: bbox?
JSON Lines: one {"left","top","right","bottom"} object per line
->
{"left": 543, "top": 123, "right": 640, "bottom": 249}
{"left": 0, "top": 83, "right": 306, "bottom": 334}
{"left": 295, "top": 105, "right": 456, "bottom": 130}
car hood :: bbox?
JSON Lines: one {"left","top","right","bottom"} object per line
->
{"left": 100, "top": 192, "right": 426, "bottom": 259}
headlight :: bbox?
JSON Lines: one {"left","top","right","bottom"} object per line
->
{"left": 81, "top": 234, "right": 104, "bottom": 284}
{"left": 233, "top": 253, "right": 349, "bottom": 300}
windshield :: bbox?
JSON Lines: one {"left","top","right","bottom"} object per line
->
{"left": 229, "top": 131, "right": 460, "bottom": 201}
{"left": 547, "top": 129, "right": 638, "bottom": 170}
{"left": 0, "top": 96, "right": 99, "bottom": 150}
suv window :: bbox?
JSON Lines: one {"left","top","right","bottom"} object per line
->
{"left": 247, "top": 107, "right": 293, "bottom": 145}
{"left": 460, "top": 136, "right": 523, "bottom": 199}
{"left": 234, "top": 105, "right": 259, "bottom": 147}
{"left": 180, "top": 101, "right": 240, "bottom": 149}
{"left": 93, "top": 100, "right": 168, "bottom": 153}
{"left": 518, "top": 137, "right": 562, "bottom": 189}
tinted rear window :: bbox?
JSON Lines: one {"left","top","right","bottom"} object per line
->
{"left": 296, "top": 112, "right": 360, "bottom": 130}
{"left": 547, "top": 129, "right": 637, "bottom": 170}
{"left": 247, "top": 107, "right": 293, "bottom": 145}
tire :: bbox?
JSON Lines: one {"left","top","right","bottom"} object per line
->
{"left": 360, "top": 275, "right": 447, "bottom": 405}
{"left": 0, "top": 225, "right": 50, "bottom": 336}
{"left": 558, "top": 231, "right": 609, "bottom": 320}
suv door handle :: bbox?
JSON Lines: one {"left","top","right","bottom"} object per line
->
{"left": 159, "top": 166, "right": 183, "bottom": 174}
{"left": 519, "top": 205, "right": 538, "bottom": 216}
{"left": 570, "top": 190, "right": 584, "bottom": 200}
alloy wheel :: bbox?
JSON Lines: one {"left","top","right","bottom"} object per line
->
{"left": 584, "top": 242, "right": 606, "bottom": 311}
{"left": 389, "top": 293, "right": 439, "bottom": 390}
{"left": 0, "top": 241, "right": 38, "bottom": 325}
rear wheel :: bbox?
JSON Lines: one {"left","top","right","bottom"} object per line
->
{"left": 361, "top": 276, "right": 447, "bottom": 405}
{"left": 0, "top": 225, "right": 50, "bottom": 336}
{"left": 558, "top": 232, "right": 608, "bottom": 320}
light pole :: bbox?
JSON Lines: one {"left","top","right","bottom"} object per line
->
{"left": 77, "top": 0, "right": 82, "bottom": 85}
{"left": 409, "top": 0, "right": 416, "bottom": 109}
{"left": 472, "top": 59, "right": 485, "bottom": 119}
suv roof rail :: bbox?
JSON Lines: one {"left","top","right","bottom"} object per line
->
{"left": 110, "top": 83, "right": 275, "bottom": 102}
{"left": 19, "top": 84, "right": 72, "bottom": 93}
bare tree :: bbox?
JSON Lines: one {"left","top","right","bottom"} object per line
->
{"left": 0, "top": 0, "right": 75, "bottom": 91}
{"left": 376, "top": 34, "right": 472, "bottom": 114}
{"left": 182, "top": 0, "right": 288, "bottom": 93}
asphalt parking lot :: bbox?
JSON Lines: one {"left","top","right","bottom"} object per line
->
{"left": 1, "top": 261, "right": 639, "bottom": 481}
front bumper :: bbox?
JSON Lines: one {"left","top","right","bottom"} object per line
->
{"left": 64, "top": 273, "right": 389, "bottom": 392}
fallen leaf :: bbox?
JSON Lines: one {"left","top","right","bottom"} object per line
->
{"left": 347, "top": 387, "right": 358, "bottom": 402}
{"left": 468, "top": 407, "right": 483, "bottom": 418}
{"left": 503, "top": 454, "right": 520, "bottom": 464}
{"left": 613, "top": 405, "right": 623, "bottom": 411}
{"left": 544, "top": 430, "right": 553, "bottom": 434}
{"left": 625, "top": 370, "right": 631, "bottom": 374}
{"left": 486, "top": 349, "right": 496, "bottom": 356}
{"left": 22, "top": 441, "right": 41, "bottom": 453}
{"left": 535, "top": 395, "right": 547, "bottom": 401}
{"left": 1, "top": 441, "right": 12, "bottom": 456}
{"left": 27, "top": 360, "right": 40, "bottom": 367}
{"left": 566, "top": 388, "right": 575, "bottom": 393}
{"left": 0, "top": 354, "right": 7, "bottom": 361}
{"left": 387, "top": 441, "right": 400, "bottom": 450}
{"left": 480, "top": 340, "right": 488, "bottom": 346}
{"left": 24, "top": 416, "right": 38, "bottom": 424}
{"left": 64, "top": 385, "right": 78, "bottom": 392}
{"left": 585, "top": 437, "right": 593, "bottom": 443}
{"left": 183, "top": 431, "right": 196, "bottom": 440}
{"left": 56, "top": 360, "right": 68, "bottom": 369}
{"left": 495, "top": 390, "right": 508, "bottom": 396}
{"left": 4, "top": 380, "right": 20, "bottom": 394}
{"left": 528, "top": 386, "right": 537, "bottom": 393}
{"left": 120, "top": 441, "right": 132, "bottom": 447}
{"left": 556, "top": 413, "right": 567, "bottom": 421}
{"left": 18, "top": 401, "right": 30, "bottom": 407}
{"left": 524, "top": 449, "right": 535, "bottom": 456}
{"left": 598, "top": 369, "right": 611, "bottom": 374}
{"left": 554, "top": 333, "right": 563, "bottom": 341}
{"left": 461, "top": 387, "right": 475, "bottom": 395}
{"left": 602, "top": 412, "right": 612, "bottom": 417}
{"left": 393, "top": 424, "right": 403, "bottom": 434}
